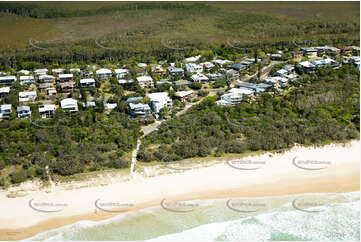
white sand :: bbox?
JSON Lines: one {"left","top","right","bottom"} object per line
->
{"left": 0, "top": 140, "right": 359, "bottom": 240}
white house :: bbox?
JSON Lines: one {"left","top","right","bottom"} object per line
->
{"left": 0, "top": 76, "right": 16, "bottom": 85}
{"left": 147, "top": 92, "right": 172, "bottom": 113}
{"left": 34, "top": 69, "right": 48, "bottom": 76}
{"left": 58, "top": 73, "right": 74, "bottom": 82}
{"left": 200, "top": 62, "right": 215, "bottom": 71}
{"left": 70, "top": 68, "right": 81, "bottom": 73}
{"left": 19, "top": 91, "right": 37, "bottom": 102}
{"left": 52, "top": 68, "right": 65, "bottom": 74}
{"left": 114, "top": 69, "right": 129, "bottom": 78}
{"left": 17, "top": 106, "right": 31, "bottom": 119}
{"left": 38, "top": 74, "right": 55, "bottom": 83}
{"left": 185, "top": 63, "right": 203, "bottom": 73}
{"left": 136, "top": 76, "right": 154, "bottom": 89}
{"left": 80, "top": 78, "right": 96, "bottom": 88}
{"left": 39, "top": 104, "right": 56, "bottom": 118}
{"left": 216, "top": 93, "right": 243, "bottom": 106}
{"left": 0, "top": 104, "right": 12, "bottom": 120}
{"left": 19, "top": 75, "right": 35, "bottom": 85}
{"left": 228, "top": 87, "right": 255, "bottom": 96}
{"left": 96, "top": 68, "right": 112, "bottom": 79}
{"left": 0, "top": 86, "right": 10, "bottom": 97}
{"left": 18, "top": 70, "right": 30, "bottom": 75}
{"left": 105, "top": 103, "right": 117, "bottom": 110}
{"left": 191, "top": 73, "right": 209, "bottom": 82}
{"left": 61, "top": 98, "right": 78, "bottom": 112}
{"left": 129, "top": 103, "right": 151, "bottom": 117}
{"left": 183, "top": 55, "right": 201, "bottom": 63}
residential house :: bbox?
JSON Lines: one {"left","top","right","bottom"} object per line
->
{"left": 299, "top": 61, "right": 316, "bottom": 71}
{"left": 157, "top": 79, "right": 171, "bottom": 86}
{"left": 275, "top": 69, "right": 288, "bottom": 76}
{"left": 118, "top": 79, "right": 134, "bottom": 88}
{"left": 137, "top": 76, "right": 154, "bottom": 89}
{"left": 282, "top": 65, "right": 295, "bottom": 73}
{"left": 191, "top": 73, "right": 209, "bottom": 82}
{"left": 58, "top": 74, "right": 74, "bottom": 82}
{"left": 19, "top": 91, "right": 37, "bottom": 102}
{"left": 80, "top": 70, "right": 93, "bottom": 78}
{"left": 114, "top": 69, "right": 129, "bottom": 79}
{"left": 38, "top": 74, "right": 55, "bottom": 83}
{"left": 39, "top": 104, "right": 56, "bottom": 118}
{"left": 18, "top": 70, "right": 30, "bottom": 75}
{"left": 135, "top": 67, "right": 147, "bottom": 76}
{"left": 17, "top": 106, "right": 31, "bottom": 119}
{"left": 80, "top": 78, "right": 96, "bottom": 88}
{"left": 167, "top": 66, "right": 184, "bottom": 76}
{"left": 300, "top": 47, "right": 318, "bottom": 57}
{"left": 52, "top": 68, "right": 65, "bottom": 75}
{"left": 185, "top": 63, "right": 203, "bottom": 73}
{"left": 147, "top": 92, "right": 172, "bottom": 113}
{"left": 105, "top": 103, "right": 117, "bottom": 110}
{"left": 138, "top": 63, "right": 147, "bottom": 68}
{"left": 216, "top": 93, "right": 243, "bottom": 106}
{"left": 129, "top": 103, "right": 151, "bottom": 117}
{"left": 174, "top": 80, "right": 191, "bottom": 87}
{"left": 263, "top": 76, "right": 288, "bottom": 87}
{"left": 82, "top": 102, "right": 96, "bottom": 109}
{"left": 174, "top": 90, "right": 195, "bottom": 102}
{"left": 270, "top": 53, "right": 283, "bottom": 60}
{"left": 212, "top": 59, "right": 232, "bottom": 67}
{"left": 58, "top": 81, "right": 75, "bottom": 93}
{"left": 34, "top": 69, "right": 48, "bottom": 77}
{"left": 61, "top": 98, "right": 78, "bottom": 112}
{"left": 183, "top": 55, "right": 201, "bottom": 63}
{"left": 0, "top": 104, "right": 12, "bottom": 120}
{"left": 96, "top": 68, "right": 112, "bottom": 80}
{"left": 311, "top": 58, "right": 339, "bottom": 68}
{"left": 126, "top": 97, "right": 143, "bottom": 103}
{"left": 208, "top": 73, "right": 224, "bottom": 81}
{"left": 20, "top": 75, "right": 35, "bottom": 85}
{"left": 70, "top": 68, "right": 81, "bottom": 73}
{"left": 0, "top": 87, "right": 10, "bottom": 97}
{"left": 230, "top": 63, "right": 247, "bottom": 71}
{"left": 226, "top": 69, "right": 239, "bottom": 78}
{"left": 0, "top": 76, "right": 16, "bottom": 85}
{"left": 201, "top": 62, "right": 215, "bottom": 71}
{"left": 38, "top": 83, "right": 54, "bottom": 93}
{"left": 152, "top": 65, "right": 166, "bottom": 74}
{"left": 47, "top": 87, "right": 57, "bottom": 96}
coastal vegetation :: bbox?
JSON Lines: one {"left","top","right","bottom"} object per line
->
{"left": 138, "top": 64, "right": 360, "bottom": 162}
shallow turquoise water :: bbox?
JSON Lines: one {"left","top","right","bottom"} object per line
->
{"left": 26, "top": 192, "right": 360, "bottom": 241}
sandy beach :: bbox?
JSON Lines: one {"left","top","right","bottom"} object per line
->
{"left": 0, "top": 140, "right": 359, "bottom": 241}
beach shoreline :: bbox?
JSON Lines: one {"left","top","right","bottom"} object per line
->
{"left": 0, "top": 140, "right": 359, "bottom": 241}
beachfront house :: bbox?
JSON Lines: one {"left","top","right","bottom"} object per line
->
{"left": 129, "top": 103, "right": 151, "bottom": 118}
{"left": 19, "top": 76, "right": 35, "bottom": 85}
{"left": 17, "top": 106, "right": 31, "bottom": 119}
{"left": 80, "top": 78, "right": 96, "bottom": 88}
{"left": 0, "top": 87, "right": 10, "bottom": 97}
{"left": 0, "top": 76, "right": 16, "bottom": 85}
{"left": 147, "top": 92, "right": 172, "bottom": 113}
{"left": 0, "top": 104, "right": 12, "bottom": 120}
{"left": 60, "top": 98, "right": 78, "bottom": 112}
{"left": 136, "top": 76, "right": 154, "bottom": 89}
{"left": 39, "top": 104, "right": 56, "bottom": 118}
{"left": 19, "top": 91, "right": 37, "bottom": 103}
{"left": 96, "top": 68, "right": 112, "bottom": 80}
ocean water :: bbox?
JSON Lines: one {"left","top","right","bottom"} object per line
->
{"left": 26, "top": 192, "right": 360, "bottom": 241}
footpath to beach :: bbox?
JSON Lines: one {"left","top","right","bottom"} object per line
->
{"left": 0, "top": 140, "right": 359, "bottom": 241}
